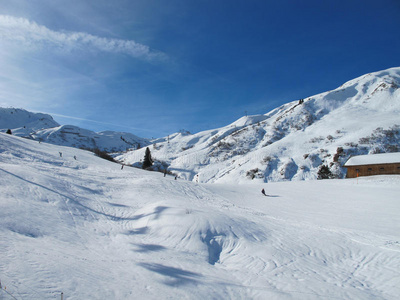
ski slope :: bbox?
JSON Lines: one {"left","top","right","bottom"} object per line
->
{"left": 1, "top": 132, "right": 400, "bottom": 299}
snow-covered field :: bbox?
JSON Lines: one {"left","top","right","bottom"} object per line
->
{"left": 1, "top": 132, "right": 399, "bottom": 299}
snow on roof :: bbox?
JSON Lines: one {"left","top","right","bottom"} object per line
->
{"left": 344, "top": 152, "right": 400, "bottom": 167}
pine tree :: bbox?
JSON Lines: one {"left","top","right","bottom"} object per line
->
{"left": 6, "top": 129, "right": 12, "bottom": 135}
{"left": 317, "top": 165, "right": 333, "bottom": 179}
{"left": 142, "top": 147, "right": 153, "bottom": 169}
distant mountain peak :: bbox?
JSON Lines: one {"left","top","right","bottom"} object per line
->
{"left": 0, "top": 107, "right": 59, "bottom": 136}
{"left": 0, "top": 107, "right": 150, "bottom": 152}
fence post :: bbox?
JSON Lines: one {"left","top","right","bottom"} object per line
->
{"left": 61, "top": 292, "right": 64, "bottom": 300}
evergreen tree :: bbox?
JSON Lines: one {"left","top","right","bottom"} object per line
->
{"left": 317, "top": 165, "right": 333, "bottom": 179}
{"left": 6, "top": 129, "right": 12, "bottom": 135}
{"left": 142, "top": 147, "right": 153, "bottom": 169}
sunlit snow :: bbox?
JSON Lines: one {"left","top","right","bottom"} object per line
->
{"left": 1, "top": 132, "right": 399, "bottom": 299}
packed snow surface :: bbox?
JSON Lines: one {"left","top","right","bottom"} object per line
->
{"left": 344, "top": 152, "right": 400, "bottom": 166}
{"left": 1, "top": 133, "right": 400, "bottom": 299}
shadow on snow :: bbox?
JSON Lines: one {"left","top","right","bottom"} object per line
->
{"left": 138, "top": 262, "right": 202, "bottom": 286}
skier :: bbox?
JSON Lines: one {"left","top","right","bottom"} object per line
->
{"left": 261, "top": 188, "right": 266, "bottom": 196}
{"left": 59, "top": 152, "right": 62, "bottom": 157}
{"left": 164, "top": 169, "right": 167, "bottom": 177}
{"left": 121, "top": 165, "right": 124, "bottom": 170}
{"left": 74, "top": 155, "right": 77, "bottom": 160}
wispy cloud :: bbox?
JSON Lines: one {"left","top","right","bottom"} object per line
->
{"left": 47, "top": 112, "right": 160, "bottom": 134}
{"left": 0, "top": 15, "right": 166, "bottom": 61}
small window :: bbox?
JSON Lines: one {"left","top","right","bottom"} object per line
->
{"left": 356, "top": 169, "right": 360, "bottom": 172}
{"left": 380, "top": 167, "right": 384, "bottom": 171}
{"left": 368, "top": 168, "right": 373, "bottom": 171}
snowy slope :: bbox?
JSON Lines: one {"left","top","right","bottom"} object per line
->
{"left": 1, "top": 132, "right": 400, "bottom": 299}
{"left": 0, "top": 107, "right": 150, "bottom": 152}
{"left": 0, "top": 107, "right": 59, "bottom": 136}
{"left": 117, "top": 67, "right": 400, "bottom": 183}
{"left": 32, "top": 125, "right": 150, "bottom": 152}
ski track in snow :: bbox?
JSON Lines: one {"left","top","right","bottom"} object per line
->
{"left": 1, "top": 133, "right": 400, "bottom": 299}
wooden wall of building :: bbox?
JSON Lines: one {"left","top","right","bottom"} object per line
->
{"left": 346, "top": 163, "right": 400, "bottom": 178}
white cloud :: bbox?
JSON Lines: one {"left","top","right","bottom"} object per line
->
{"left": 0, "top": 15, "right": 166, "bottom": 60}
{"left": 46, "top": 112, "right": 160, "bottom": 134}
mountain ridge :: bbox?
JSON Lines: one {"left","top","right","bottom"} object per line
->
{"left": 116, "top": 67, "right": 400, "bottom": 183}
{"left": 0, "top": 108, "right": 150, "bottom": 152}
{"left": 1, "top": 66, "right": 399, "bottom": 182}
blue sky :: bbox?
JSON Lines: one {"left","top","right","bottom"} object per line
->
{"left": 0, "top": 0, "right": 399, "bottom": 138}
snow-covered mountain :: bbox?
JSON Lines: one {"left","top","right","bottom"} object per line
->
{"left": 2, "top": 67, "right": 399, "bottom": 180}
{"left": 0, "top": 108, "right": 150, "bottom": 152}
{"left": 0, "top": 107, "right": 59, "bottom": 135}
{"left": 1, "top": 131, "right": 400, "bottom": 299}
{"left": 117, "top": 67, "right": 400, "bottom": 183}
{"left": 31, "top": 125, "right": 150, "bottom": 153}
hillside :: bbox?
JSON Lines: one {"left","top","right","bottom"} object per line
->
{"left": 2, "top": 67, "right": 399, "bottom": 181}
{"left": 1, "top": 132, "right": 400, "bottom": 299}
{"left": 31, "top": 125, "right": 150, "bottom": 153}
{"left": 0, "top": 108, "right": 150, "bottom": 152}
{"left": 116, "top": 67, "right": 400, "bottom": 183}
{"left": 0, "top": 108, "right": 59, "bottom": 135}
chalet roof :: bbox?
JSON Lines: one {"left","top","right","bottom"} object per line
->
{"left": 344, "top": 152, "right": 400, "bottom": 167}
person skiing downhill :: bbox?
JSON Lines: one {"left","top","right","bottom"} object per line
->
{"left": 261, "top": 188, "right": 266, "bottom": 196}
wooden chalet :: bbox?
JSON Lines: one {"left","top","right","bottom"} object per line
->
{"left": 344, "top": 152, "right": 400, "bottom": 178}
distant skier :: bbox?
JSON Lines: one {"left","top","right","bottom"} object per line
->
{"left": 175, "top": 175, "right": 177, "bottom": 180}
{"left": 121, "top": 165, "right": 124, "bottom": 170}
{"left": 74, "top": 155, "right": 77, "bottom": 160}
{"left": 261, "top": 188, "right": 266, "bottom": 196}
{"left": 59, "top": 152, "right": 62, "bottom": 157}
{"left": 164, "top": 169, "right": 167, "bottom": 177}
